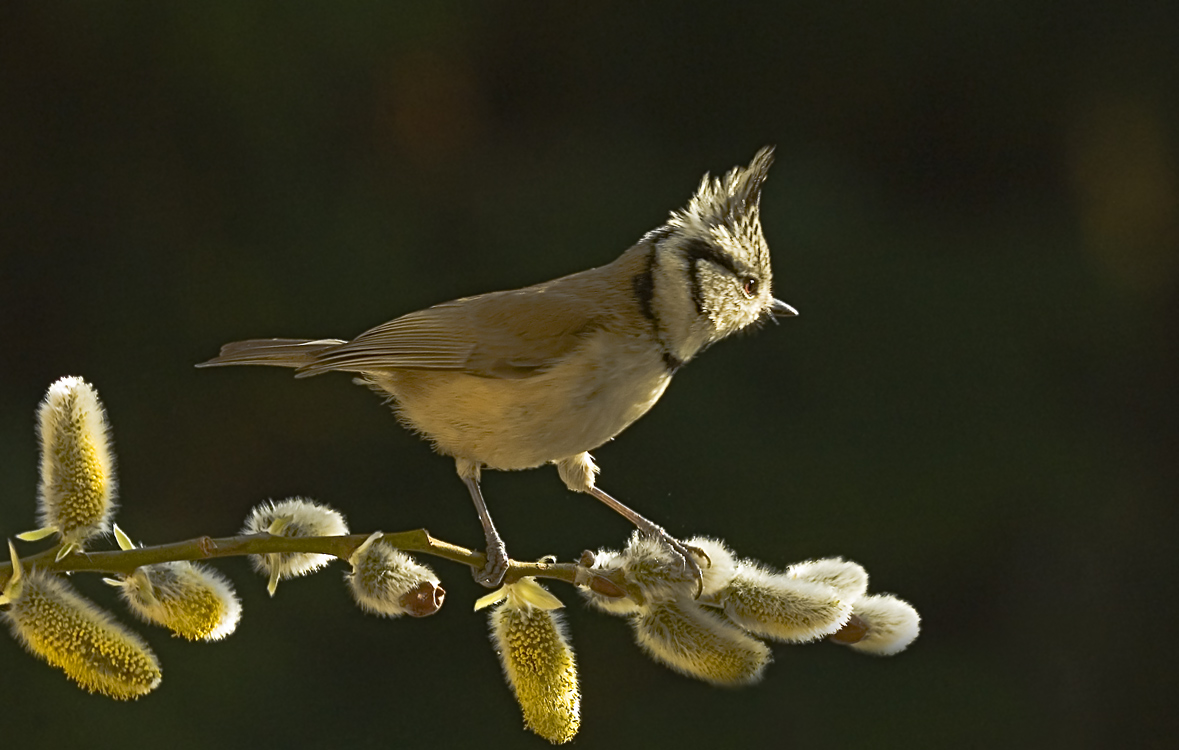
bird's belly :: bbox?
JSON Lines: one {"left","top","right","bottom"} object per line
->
{"left": 375, "top": 335, "right": 671, "bottom": 470}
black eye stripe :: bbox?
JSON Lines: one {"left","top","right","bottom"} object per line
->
{"left": 680, "top": 238, "right": 743, "bottom": 277}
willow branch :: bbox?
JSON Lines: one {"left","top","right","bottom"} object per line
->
{"left": 1, "top": 528, "right": 867, "bottom": 643}
{"left": 0, "top": 529, "right": 578, "bottom": 589}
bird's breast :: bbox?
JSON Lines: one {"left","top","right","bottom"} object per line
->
{"left": 373, "top": 330, "right": 672, "bottom": 471}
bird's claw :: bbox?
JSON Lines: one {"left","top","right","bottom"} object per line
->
{"left": 671, "top": 539, "right": 707, "bottom": 598}
{"left": 644, "top": 528, "right": 707, "bottom": 598}
{"left": 473, "top": 541, "right": 509, "bottom": 588}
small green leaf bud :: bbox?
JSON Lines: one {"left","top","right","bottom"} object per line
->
{"left": 488, "top": 578, "right": 580, "bottom": 744}
{"left": 18, "top": 377, "right": 117, "bottom": 554}
{"left": 633, "top": 597, "right": 770, "bottom": 686}
{"left": 346, "top": 532, "right": 443, "bottom": 618}
{"left": 841, "top": 594, "right": 920, "bottom": 655}
{"left": 242, "top": 498, "right": 348, "bottom": 596}
{"left": 2, "top": 543, "right": 161, "bottom": 700}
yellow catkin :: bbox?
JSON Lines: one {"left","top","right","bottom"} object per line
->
{"left": 492, "top": 601, "right": 580, "bottom": 744}
{"left": 157, "top": 583, "right": 225, "bottom": 640}
{"left": 120, "top": 562, "right": 241, "bottom": 641}
{"left": 36, "top": 376, "right": 117, "bottom": 546}
{"left": 5, "top": 568, "right": 161, "bottom": 700}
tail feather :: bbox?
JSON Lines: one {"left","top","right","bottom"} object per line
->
{"left": 196, "top": 338, "right": 346, "bottom": 372}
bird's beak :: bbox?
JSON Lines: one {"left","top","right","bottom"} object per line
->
{"left": 770, "top": 298, "right": 799, "bottom": 318}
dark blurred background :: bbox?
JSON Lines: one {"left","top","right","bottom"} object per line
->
{"left": 1, "top": 3, "right": 1176, "bottom": 748}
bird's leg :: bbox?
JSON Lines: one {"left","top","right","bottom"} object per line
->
{"left": 557, "top": 454, "right": 706, "bottom": 595}
{"left": 461, "top": 474, "right": 510, "bottom": 588}
{"left": 587, "top": 485, "right": 706, "bottom": 596}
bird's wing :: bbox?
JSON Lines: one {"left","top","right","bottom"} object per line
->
{"left": 296, "top": 283, "right": 602, "bottom": 379}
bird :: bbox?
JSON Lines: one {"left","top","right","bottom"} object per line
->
{"left": 198, "top": 147, "right": 796, "bottom": 590}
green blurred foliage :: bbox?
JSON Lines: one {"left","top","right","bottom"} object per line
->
{"left": 1, "top": 2, "right": 1175, "bottom": 748}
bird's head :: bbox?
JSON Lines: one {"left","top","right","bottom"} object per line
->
{"left": 643, "top": 147, "right": 796, "bottom": 365}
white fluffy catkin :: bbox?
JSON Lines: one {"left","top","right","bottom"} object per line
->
{"left": 242, "top": 498, "right": 349, "bottom": 596}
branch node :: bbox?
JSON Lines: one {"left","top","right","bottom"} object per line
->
{"left": 197, "top": 536, "right": 217, "bottom": 557}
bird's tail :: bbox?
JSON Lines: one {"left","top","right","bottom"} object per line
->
{"left": 196, "top": 338, "right": 346, "bottom": 374}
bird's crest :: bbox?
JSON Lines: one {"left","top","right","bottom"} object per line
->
{"left": 662, "top": 147, "right": 774, "bottom": 267}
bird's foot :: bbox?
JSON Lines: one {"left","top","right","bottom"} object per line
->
{"left": 473, "top": 539, "right": 509, "bottom": 588}
{"left": 584, "top": 485, "right": 709, "bottom": 597}
{"left": 641, "top": 524, "right": 708, "bottom": 597}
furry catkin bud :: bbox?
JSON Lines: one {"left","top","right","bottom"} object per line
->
{"left": 633, "top": 597, "right": 770, "bottom": 686}
{"left": 685, "top": 536, "right": 739, "bottom": 597}
{"left": 489, "top": 579, "right": 580, "bottom": 744}
{"left": 346, "top": 533, "right": 443, "bottom": 618}
{"left": 842, "top": 594, "right": 921, "bottom": 656}
{"left": 618, "top": 534, "right": 698, "bottom": 602}
{"left": 114, "top": 562, "right": 242, "bottom": 641}
{"left": 21, "top": 377, "right": 117, "bottom": 554}
{"left": 581, "top": 532, "right": 702, "bottom": 611}
{"left": 242, "top": 498, "right": 348, "bottom": 596}
{"left": 2, "top": 548, "right": 160, "bottom": 700}
{"left": 718, "top": 561, "right": 852, "bottom": 643}
{"left": 580, "top": 535, "right": 737, "bottom": 615}
{"left": 786, "top": 557, "right": 869, "bottom": 603}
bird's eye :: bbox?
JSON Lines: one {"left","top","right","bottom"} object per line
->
{"left": 742, "top": 277, "right": 759, "bottom": 298}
